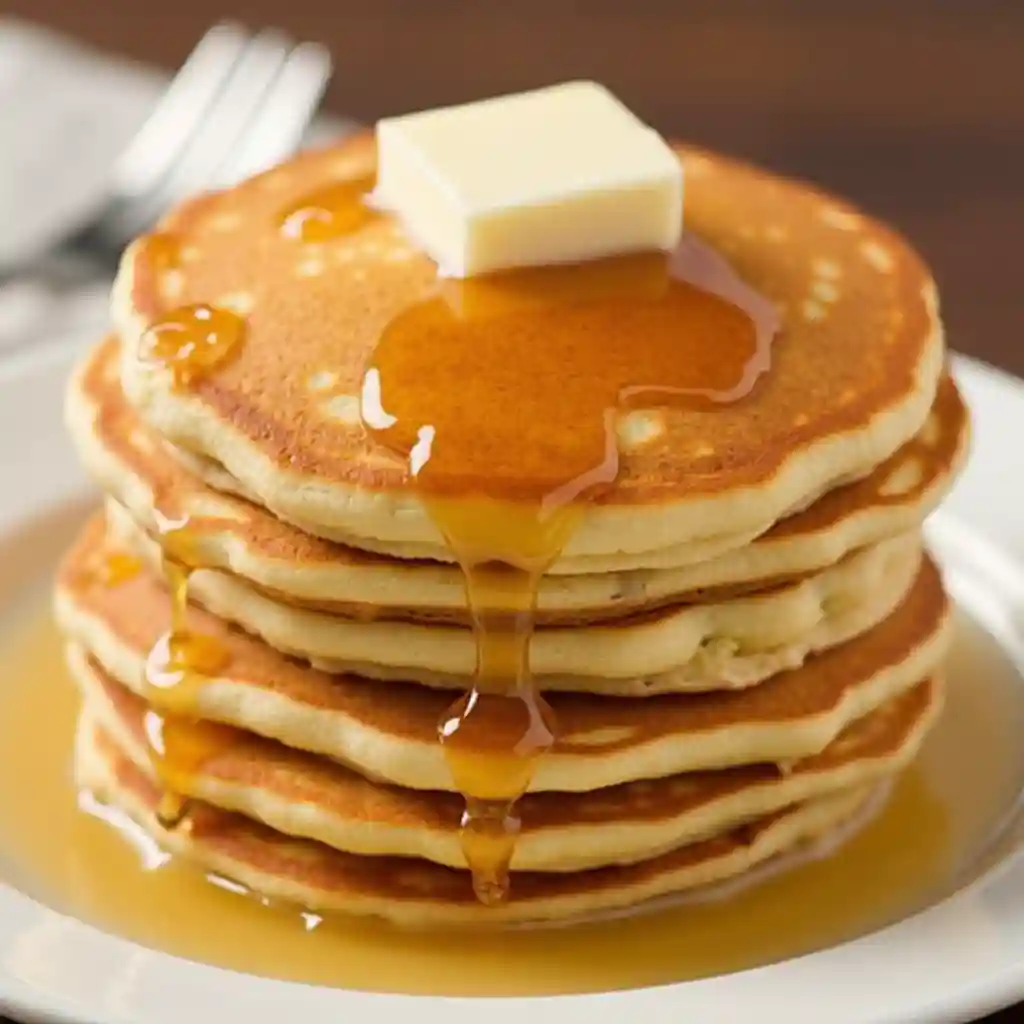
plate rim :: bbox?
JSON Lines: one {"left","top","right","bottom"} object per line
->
{"left": 1, "top": 346, "right": 1023, "bottom": 1024}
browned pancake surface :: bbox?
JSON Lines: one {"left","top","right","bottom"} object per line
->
{"left": 122, "top": 134, "right": 940, "bottom": 504}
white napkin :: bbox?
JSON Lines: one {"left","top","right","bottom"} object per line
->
{"left": 0, "top": 17, "right": 347, "bottom": 358}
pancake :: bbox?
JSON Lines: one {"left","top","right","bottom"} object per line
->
{"left": 107, "top": 500, "right": 923, "bottom": 690}
{"left": 55, "top": 515, "right": 952, "bottom": 792}
{"left": 114, "top": 134, "right": 944, "bottom": 565}
{"left": 69, "top": 336, "right": 968, "bottom": 621}
{"left": 74, "top": 646, "right": 940, "bottom": 872}
{"left": 76, "top": 711, "right": 878, "bottom": 927}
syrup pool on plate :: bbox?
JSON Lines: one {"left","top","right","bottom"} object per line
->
{"left": 0, "top": 496, "right": 1019, "bottom": 995}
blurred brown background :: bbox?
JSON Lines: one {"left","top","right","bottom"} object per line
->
{"left": 2, "top": 2, "right": 1024, "bottom": 1021}
{"left": 6, "top": 0, "right": 1024, "bottom": 376}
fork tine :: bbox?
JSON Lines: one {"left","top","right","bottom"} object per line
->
{"left": 135, "top": 29, "right": 293, "bottom": 220}
{"left": 111, "top": 22, "right": 250, "bottom": 201}
{"left": 209, "top": 41, "right": 332, "bottom": 188}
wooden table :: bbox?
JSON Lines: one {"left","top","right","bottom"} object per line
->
{"left": 2, "top": 1, "right": 1023, "bottom": 1021}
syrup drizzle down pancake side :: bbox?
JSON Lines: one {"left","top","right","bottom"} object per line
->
{"left": 133, "top": 257, "right": 249, "bottom": 830}
{"left": 315, "top": 173, "right": 786, "bottom": 901}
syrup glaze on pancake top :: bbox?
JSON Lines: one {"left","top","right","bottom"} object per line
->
{"left": 108, "top": 127, "right": 948, "bottom": 903}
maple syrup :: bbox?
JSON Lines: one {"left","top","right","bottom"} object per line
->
{"left": 142, "top": 514, "right": 234, "bottom": 828}
{"left": 139, "top": 230, "right": 181, "bottom": 277}
{"left": 140, "top": 303, "right": 246, "bottom": 388}
{"left": 133, "top": 251, "right": 249, "bottom": 821}
{"left": 1, "top": 562, "right": 1021, "bottom": 994}
{"left": 82, "top": 550, "right": 142, "bottom": 588}
{"left": 362, "top": 238, "right": 780, "bottom": 901}
{"left": 279, "top": 174, "right": 378, "bottom": 242}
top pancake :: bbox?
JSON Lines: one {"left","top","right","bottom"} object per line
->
{"left": 115, "top": 134, "right": 945, "bottom": 562}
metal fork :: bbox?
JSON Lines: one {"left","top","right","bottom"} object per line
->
{"left": 64, "top": 21, "right": 332, "bottom": 263}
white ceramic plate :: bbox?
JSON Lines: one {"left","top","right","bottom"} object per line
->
{"left": 2, "top": 344, "right": 1024, "bottom": 1024}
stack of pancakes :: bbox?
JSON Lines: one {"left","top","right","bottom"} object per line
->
{"left": 55, "top": 136, "right": 967, "bottom": 926}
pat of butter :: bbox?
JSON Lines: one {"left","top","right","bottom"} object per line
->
{"left": 373, "top": 81, "right": 683, "bottom": 278}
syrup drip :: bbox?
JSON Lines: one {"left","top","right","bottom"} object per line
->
{"left": 143, "top": 710, "right": 244, "bottom": 807}
{"left": 86, "top": 551, "right": 143, "bottom": 588}
{"left": 363, "top": 236, "right": 781, "bottom": 903}
{"left": 143, "top": 515, "right": 232, "bottom": 827}
{"left": 140, "top": 303, "right": 246, "bottom": 388}
{"left": 279, "top": 174, "right": 378, "bottom": 242}
{"left": 139, "top": 230, "right": 181, "bottom": 276}
{"left": 134, "top": 237, "right": 250, "bottom": 822}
